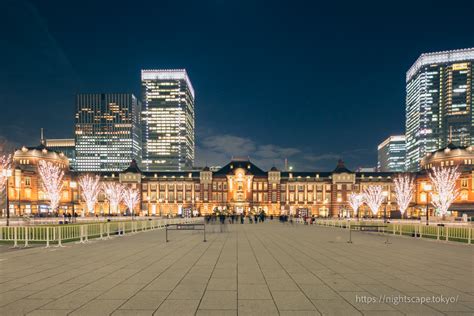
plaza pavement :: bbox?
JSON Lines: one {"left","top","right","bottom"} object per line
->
{"left": 0, "top": 221, "right": 473, "bottom": 316}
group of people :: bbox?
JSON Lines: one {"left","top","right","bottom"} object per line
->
{"left": 279, "top": 214, "right": 316, "bottom": 225}
{"left": 204, "top": 212, "right": 269, "bottom": 225}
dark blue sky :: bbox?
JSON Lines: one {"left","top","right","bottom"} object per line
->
{"left": 1, "top": 0, "right": 473, "bottom": 170}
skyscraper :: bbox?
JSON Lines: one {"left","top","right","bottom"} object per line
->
{"left": 377, "top": 135, "right": 406, "bottom": 172}
{"left": 141, "top": 69, "right": 195, "bottom": 171}
{"left": 405, "top": 48, "right": 474, "bottom": 171}
{"left": 45, "top": 138, "right": 76, "bottom": 170}
{"left": 75, "top": 93, "right": 142, "bottom": 172}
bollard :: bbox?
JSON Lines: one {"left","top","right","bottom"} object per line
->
{"left": 24, "top": 226, "right": 29, "bottom": 248}
{"left": 45, "top": 227, "right": 50, "bottom": 248}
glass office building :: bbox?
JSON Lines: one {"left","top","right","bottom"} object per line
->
{"left": 75, "top": 93, "right": 142, "bottom": 172}
{"left": 45, "top": 138, "right": 76, "bottom": 170}
{"left": 377, "top": 135, "right": 406, "bottom": 172}
{"left": 141, "top": 69, "right": 195, "bottom": 171}
{"left": 405, "top": 48, "right": 474, "bottom": 171}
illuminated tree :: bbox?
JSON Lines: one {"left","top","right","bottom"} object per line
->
{"left": 102, "top": 182, "right": 124, "bottom": 215}
{"left": 364, "top": 185, "right": 384, "bottom": 217}
{"left": 0, "top": 154, "right": 12, "bottom": 223}
{"left": 122, "top": 186, "right": 140, "bottom": 218}
{"left": 393, "top": 174, "right": 414, "bottom": 218}
{"left": 0, "top": 154, "right": 12, "bottom": 190}
{"left": 348, "top": 192, "right": 364, "bottom": 218}
{"left": 38, "top": 160, "right": 64, "bottom": 213}
{"left": 78, "top": 174, "right": 101, "bottom": 217}
{"left": 429, "top": 166, "right": 460, "bottom": 216}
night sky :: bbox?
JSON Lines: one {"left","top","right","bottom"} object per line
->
{"left": 1, "top": 0, "right": 473, "bottom": 171}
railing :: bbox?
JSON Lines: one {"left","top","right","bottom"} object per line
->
{"left": 0, "top": 215, "right": 188, "bottom": 226}
{"left": 0, "top": 218, "right": 201, "bottom": 248}
{"left": 314, "top": 219, "right": 473, "bottom": 244}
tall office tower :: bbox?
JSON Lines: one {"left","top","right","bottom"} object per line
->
{"left": 75, "top": 93, "right": 142, "bottom": 172}
{"left": 377, "top": 135, "right": 406, "bottom": 172}
{"left": 45, "top": 138, "right": 76, "bottom": 170}
{"left": 405, "top": 48, "right": 474, "bottom": 171}
{"left": 141, "top": 69, "right": 195, "bottom": 171}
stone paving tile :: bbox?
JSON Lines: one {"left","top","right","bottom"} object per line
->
{"left": 154, "top": 299, "right": 200, "bottom": 316}
{"left": 299, "top": 284, "right": 340, "bottom": 300}
{"left": 167, "top": 283, "right": 206, "bottom": 299}
{"left": 111, "top": 310, "right": 154, "bottom": 316}
{"left": 279, "top": 311, "right": 320, "bottom": 316}
{"left": 271, "top": 290, "right": 316, "bottom": 311}
{"left": 118, "top": 290, "right": 169, "bottom": 310}
{"left": 0, "top": 290, "right": 38, "bottom": 306}
{"left": 0, "top": 298, "right": 52, "bottom": 315}
{"left": 238, "top": 299, "right": 279, "bottom": 315}
{"left": 196, "top": 309, "right": 237, "bottom": 316}
{"left": 207, "top": 278, "right": 237, "bottom": 290}
{"left": 38, "top": 290, "right": 103, "bottom": 310}
{"left": 27, "top": 309, "right": 72, "bottom": 316}
{"left": 238, "top": 284, "right": 272, "bottom": 300}
{"left": 266, "top": 278, "right": 300, "bottom": 291}
{"left": 199, "top": 290, "right": 237, "bottom": 310}
{"left": 27, "top": 283, "right": 85, "bottom": 299}
{"left": 1, "top": 222, "right": 473, "bottom": 315}
{"left": 311, "top": 298, "right": 362, "bottom": 315}
{"left": 69, "top": 299, "right": 125, "bottom": 315}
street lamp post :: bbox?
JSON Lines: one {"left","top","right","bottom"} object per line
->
{"left": 158, "top": 198, "right": 163, "bottom": 217}
{"left": 423, "top": 183, "right": 432, "bottom": 226}
{"left": 70, "top": 181, "right": 77, "bottom": 217}
{"left": 106, "top": 189, "right": 111, "bottom": 217}
{"left": 382, "top": 190, "right": 389, "bottom": 223}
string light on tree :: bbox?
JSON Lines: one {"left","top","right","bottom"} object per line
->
{"left": 122, "top": 186, "right": 140, "bottom": 219}
{"left": 364, "top": 185, "right": 384, "bottom": 217}
{"left": 429, "top": 166, "right": 461, "bottom": 216}
{"left": 0, "top": 154, "right": 12, "bottom": 190}
{"left": 38, "top": 160, "right": 64, "bottom": 213}
{"left": 103, "top": 182, "right": 124, "bottom": 215}
{"left": 393, "top": 174, "right": 415, "bottom": 218}
{"left": 348, "top": 192, "right": 364, "bottom": 218}
{"left": 78, "top": 174, "right": 101, "bottom": 217}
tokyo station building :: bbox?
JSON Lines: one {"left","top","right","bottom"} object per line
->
{"left": 4, "top": 142, "right": 474, "bottom": 219}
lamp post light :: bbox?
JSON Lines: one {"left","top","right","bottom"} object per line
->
{"left": 382, "top": 190, "right": 389, "bottom": 223}
{"left": 2, "top": 169, "right": 12, "bottom": 226}
{"left": 158, "top": 198, "right": 163, "bottom": 218}
{"left": 106, "top": 189, "right": 112, "bottom": 217}
{"left": 70, "top": 181, "right": 77, "bottom": 217}
{"left": 423, "top": 183, "right": 432, "bottom": 226}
